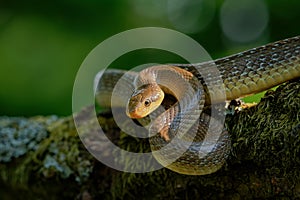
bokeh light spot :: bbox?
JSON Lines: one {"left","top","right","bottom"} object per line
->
{"left": 167, "top": 0, "right": 216, "bottom": 34}
{"left": 220, "top": 0, "right": 269, "bottom": 43}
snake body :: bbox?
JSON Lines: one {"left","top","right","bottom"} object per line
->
{"left": 96, "top": 36, "right": 300, "bottom": 175}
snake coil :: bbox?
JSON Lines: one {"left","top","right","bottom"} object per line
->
{"left": 96, "top": 36, "right": 300, "bottom": 175}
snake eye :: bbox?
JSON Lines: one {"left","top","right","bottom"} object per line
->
{"left": 144, "top": 99, "right": 151, "bottom": 107}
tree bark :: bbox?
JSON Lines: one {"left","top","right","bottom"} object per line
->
{"left": 0, "top": 79, "right": 299, "bottom": 200}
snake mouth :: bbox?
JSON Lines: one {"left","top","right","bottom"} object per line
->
{"left": 126, "top": 109, "right": 144, "bottom": 119}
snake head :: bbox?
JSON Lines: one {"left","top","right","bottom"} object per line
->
{"left": 126, "top": 83, "right": 164, "bottom": 119}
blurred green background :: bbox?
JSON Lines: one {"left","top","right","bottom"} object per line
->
{"left": 0, "top": 0, "right": 299, "bottom": 116}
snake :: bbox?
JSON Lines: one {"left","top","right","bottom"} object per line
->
{"left": 95, "top": 36, "right": 300, "bottom": 175}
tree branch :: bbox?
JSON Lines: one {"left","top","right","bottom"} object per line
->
{"left": 0, "top": 79, "right": 299, "bottom": 199}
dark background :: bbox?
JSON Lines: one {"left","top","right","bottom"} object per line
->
{"left": 0, "top": 0, "right": 299, "bottom": 116}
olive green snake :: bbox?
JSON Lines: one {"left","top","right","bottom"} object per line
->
{"left": 95, "top": 36, "right": 300, "bottom": 175}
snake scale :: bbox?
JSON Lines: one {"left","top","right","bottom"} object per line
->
{"left": 95, "top": 36, "right": 300, "bottom": 175}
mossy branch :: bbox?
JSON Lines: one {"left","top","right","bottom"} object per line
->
{"left": 0, "top": 79, "right": 299, "bottom": 199}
